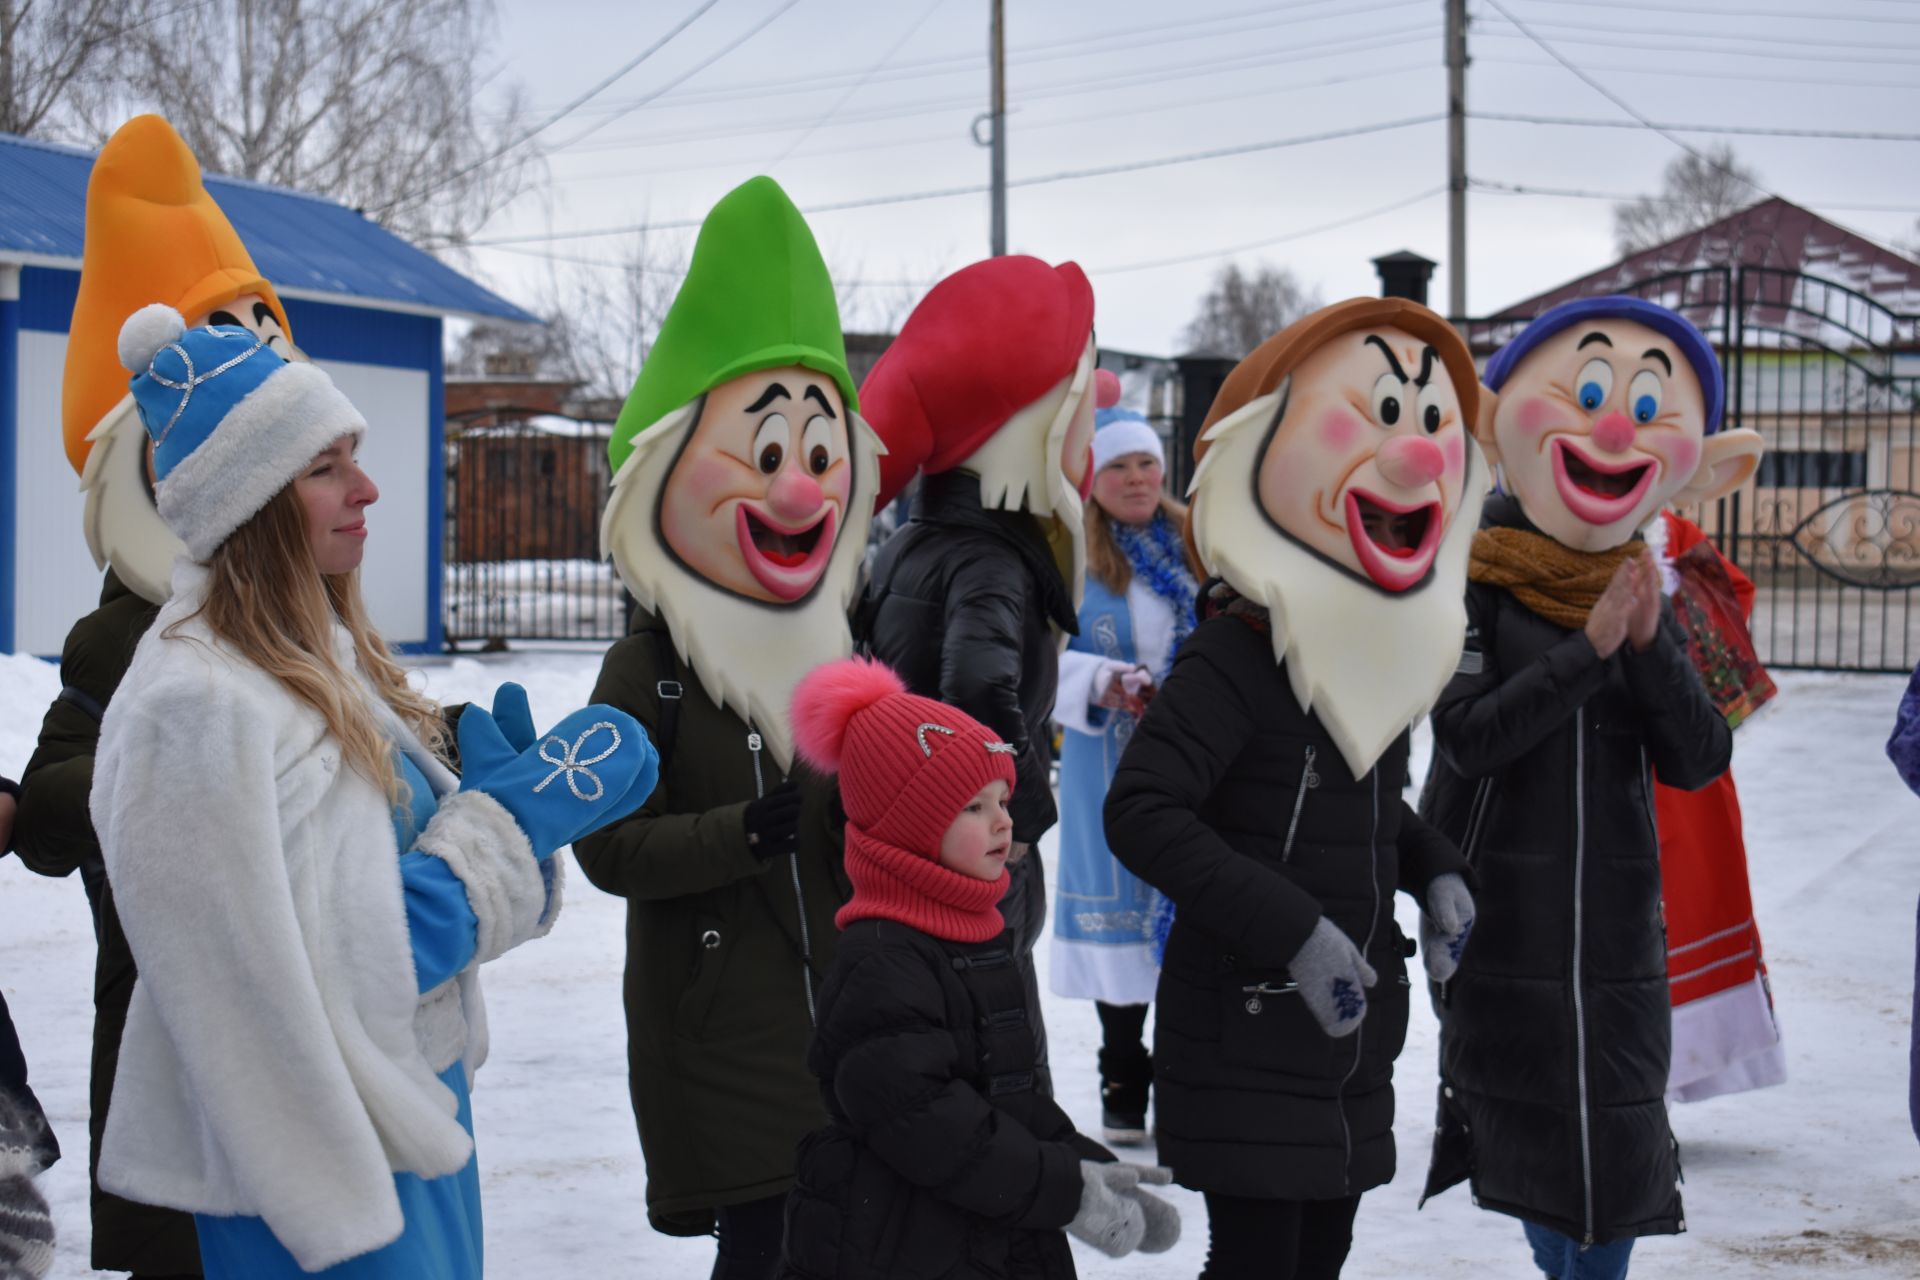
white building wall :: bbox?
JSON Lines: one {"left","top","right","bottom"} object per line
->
{"left": 11, "top": 330, "right": 432, "bottom": 653}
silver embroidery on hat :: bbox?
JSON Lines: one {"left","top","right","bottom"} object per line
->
{"left": 145, "top": 328, "right": 269, "bottom": 448}
{"left": 985, "top": 742, "right": 1015, "bottom": 755}
{"left": 915, "top": 723, "right": 955, "bottom": 758}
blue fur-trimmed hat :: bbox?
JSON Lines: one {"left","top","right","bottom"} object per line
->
{"left": 118, "top": 303, "right": 367, "bottom": 560}
{"left": 1483, "top": 295, "right": 1724, "bottom": 434}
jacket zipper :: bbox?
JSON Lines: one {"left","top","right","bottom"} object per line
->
{"left": 1334, "top": 768, "right": 1382, "bottom": 1195}
{"left": 1281, "top": 746, "right": 1318, "bottom": 862}
{"left": 750, "top": 729, "right": 817, "bottom": 1027}
{"left": 1573, "top": 713, "right": 1596, "bottom": 1245}
{"left": 1438, "top": 776, "right": 1495, "bottom": 1006}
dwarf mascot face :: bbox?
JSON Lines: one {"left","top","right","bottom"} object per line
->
{"left": 67, "top": 114, "right": 297, "bottom": 604}
{"left": 1482, "top": 297, "right": 1764, "bottom": 553}
{"left": 1189, "top": 298, "right": 1491, "bottom": 777}
{"left": 601, "top": 176, "right": 883, "bottom": 773}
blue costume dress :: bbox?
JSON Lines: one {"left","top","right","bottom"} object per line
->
{"left": 194, "top": 751, "right": 486, "bottom": 1278}
{"left": 1050, "top": 517, "right": 1196, "bottom": 1004}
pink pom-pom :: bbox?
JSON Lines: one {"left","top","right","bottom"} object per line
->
{"left": 791, "top": 657, "right": 907, "bottom": 774}
{"left": 1094, "top": 368, "right": 1122, "bottom": 410}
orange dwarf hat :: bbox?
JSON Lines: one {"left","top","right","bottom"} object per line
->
{"left": 61, "top": 115, "right": 291, "bottom": 474}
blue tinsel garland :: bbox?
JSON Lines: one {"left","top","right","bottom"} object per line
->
{"left": 1112, "top": 510, "right": 1198, "bottom": 675}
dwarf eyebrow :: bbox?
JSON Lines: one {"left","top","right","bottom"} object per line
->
{"left": 1577, "top": 331, "right": 1613, "bottom": 351}
{"left": 1413, "top": 345, "right": 1438, "bottom": 388}
{"left": 1643, "top": 348, "right": 1673, "bottom": 374}
{"left": 803, "top": 384, "right": 837, "bottom": 418}
{"left": 744, "top": 382, "right": 791, "bottom": 414}
{"left": 1363, "top": 335, "right": 1408, "bottom": 382}
{"left": 253, "top": 301, "right": 277, "bottom": 328}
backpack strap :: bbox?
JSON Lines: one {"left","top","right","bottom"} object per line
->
{"left": 647, "top": 628, "right": 683, "bottom": 778}
{"left": 57, "top": 685, "right": 107, "bottom": 723}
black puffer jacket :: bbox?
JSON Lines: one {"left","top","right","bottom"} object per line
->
{"left": 1418, "top": 495, "right": 1732, "bottom": 1246}
{"left": 1103, "top": 600, "right": 1468, "bottom": 1200}
{"left": 783, "top": 921, "right": 1106, "bottom": 1280}
{"left": 858, "top": 470, "right": 1077, "bottom": 848}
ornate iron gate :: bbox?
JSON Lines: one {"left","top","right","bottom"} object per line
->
{"left": 1467, "top": 267, "right": 1920, "bottom": 674}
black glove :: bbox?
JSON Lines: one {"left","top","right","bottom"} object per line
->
{"left": 744, "top": 781, "right": 804, "bottom": 860}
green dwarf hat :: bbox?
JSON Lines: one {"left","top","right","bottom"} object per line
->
{"left": 608, "top": 175, "right": 856, "bottom": 473}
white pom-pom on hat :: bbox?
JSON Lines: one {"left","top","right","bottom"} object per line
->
{"left": 118, "top": 303, "right": 186, "bottom": 375}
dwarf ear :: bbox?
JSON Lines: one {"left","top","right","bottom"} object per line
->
{"left": 1471, "top": 386, "right": 1501, "bottom": 468}
{"left": 1674, "top": 428, "right": 1764, "bottom": 504}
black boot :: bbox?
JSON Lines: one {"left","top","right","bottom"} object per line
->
{"left": 1098, "top": 1045, "right": 1152, "bottom": 1146}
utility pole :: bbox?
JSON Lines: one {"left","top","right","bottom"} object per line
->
{"left": 989, "top": 0, "right": 1007, "bottom": 255}
{"left": 1445, "top": 0, "right": 1467, "bottom": 319}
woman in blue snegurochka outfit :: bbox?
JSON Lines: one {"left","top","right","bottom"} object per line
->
{"left": 90, "top": 306, "right": 657, "bottom": 1278}
{"left": 1050, "top": 379, "right": 1199, "bottom": 1147}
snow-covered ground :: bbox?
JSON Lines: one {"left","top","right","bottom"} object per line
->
{"left": 3, "top": 650, "right": 1917, "bottom": 1277}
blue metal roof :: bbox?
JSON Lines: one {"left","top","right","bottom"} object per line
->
{"left": 0, "top": 131, "right": 536, "bottom": 323}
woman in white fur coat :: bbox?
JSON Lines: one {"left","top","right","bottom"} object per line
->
{"left": 90, "top": 307, "right": 658, "bottom": 1278}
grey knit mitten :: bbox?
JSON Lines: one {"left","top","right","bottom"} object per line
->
{"left": 1420, "top": 873, "right": 1476, "bottom": 983}
{"left": 1114, "top": 1163, "right": 1181, "bottom": 1254}
{"left": 1067, "top": 1160, "right": 1146, "bottom": 1258}
{"left": 0, "top": 1096, "right": 54, "bottom": 1280}
{"left": 1287, "top": 917, "right": 1378, "bottom": 1038}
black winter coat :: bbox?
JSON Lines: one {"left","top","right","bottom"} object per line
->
{"left": 783, "top": 921, "right": 1107, "bottom": 1280}
{"left": 1418, "top": 495, "right": 1733, "bottom": 1246}
{"left": 858, "top": 470, "right": 1077, "bottom": 848}
{"left": 573, "top": 612, "right": 850, "bottom": 1237}
{"left": 1103, "top": 602, "right": 1469, "bottom": 1201}
{"left": 14, "top": 571, "right": 199, "bottom": 1275}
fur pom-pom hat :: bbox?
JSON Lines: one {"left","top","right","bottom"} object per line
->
{"left": 118, "top": 302, "right": 367, "bottom": 561}
{"left": 792, "top": 658, "right": 1018, "bottom": 940}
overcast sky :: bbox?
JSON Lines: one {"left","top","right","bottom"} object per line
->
{"left": 464, "top": 0, "right": 1920, "bottom": 355}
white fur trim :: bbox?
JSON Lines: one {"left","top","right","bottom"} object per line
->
{"left": 411, "top": 790, "right": 556, "bottom": 965}
{"left": 1092, "top": 418, "right": 1164, "bottom": 472}
{"left": 156, "top": 362, "right": 368, "bottom": 561}
{"left": 119, "top": 303, "right": 187, "bottom": 373}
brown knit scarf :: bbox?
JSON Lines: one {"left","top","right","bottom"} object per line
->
{"left": 1468, "top": 527, "right": 1639, "bottom": 629}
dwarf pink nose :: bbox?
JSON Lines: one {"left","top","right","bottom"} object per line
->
{"left": 1590, "top": 411, "right": 1636, "bottom": 454}
{"left": 767, "top": 468, "right": 825, "bottom": 523}
{"left": 1376, "top": 435, "right": 1446, "bottom": 490}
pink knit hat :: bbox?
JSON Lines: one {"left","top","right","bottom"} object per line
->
{"left": 792, "top": 658, "right": 1017, "bottom": 941}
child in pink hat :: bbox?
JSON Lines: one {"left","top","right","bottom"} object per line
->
{"left": 780, "top": 658, "right": 1178, "bottom": 1279}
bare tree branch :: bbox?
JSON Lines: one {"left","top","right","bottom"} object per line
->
{"left": 1612, "top": 144, "right": 1763, "bottom": 257}
{"left": 1179, "top": 261, "right": 1322, "bottom": 359}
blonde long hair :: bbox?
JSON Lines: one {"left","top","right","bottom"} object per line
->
{"left": 1086, "top": 492, "right": 1194, "bottom": 595}
{"left": 173, "top": 485, "right": 447, "bottom": 798}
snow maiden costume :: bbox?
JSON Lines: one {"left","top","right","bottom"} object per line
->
{"left": 14, "top": 116, "right": 301, "bottom": 1275}
{"left": 92, "top": 309, "right": 657, "bottom": 1278}
{"left": 577, "top": 176, "right": 881, "bottom": 1272}
{"left": 1418, "top": 297, "right": 1763, "bottom": 1280}
{"left": 1104, "top": 299, "right": 1487, "bottom": 1280}
{"left": 1050, "top": 375, "right": 1196, "bottom": 1143}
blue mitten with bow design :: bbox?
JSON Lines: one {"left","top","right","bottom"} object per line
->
{"left": 457, "top": 685, "right": 658, "bottom": 859}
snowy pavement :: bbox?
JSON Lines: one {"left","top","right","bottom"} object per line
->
{"left": 3, "top": 651, "right": 1917, "bottom": 1277}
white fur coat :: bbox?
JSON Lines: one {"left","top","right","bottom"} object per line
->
{"left": 91, "top": 563, "right": 557, "bottom": 1272}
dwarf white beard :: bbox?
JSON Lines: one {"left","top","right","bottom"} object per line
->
{"left": 959, "top": 345, "right": 1093, "bottom": 614}
{"left": 1189, "top": 386, "right": 1490, "bottom": 778}
{"left": 80, "top": 394, "right": 186, "bottom": 604}
{"left": 601, "top": 401, "right": 886, "bottom": 772}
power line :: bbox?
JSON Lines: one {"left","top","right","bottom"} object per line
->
{"left": 1478, "top": 53, "right": 1920, "bottom": 91}
{"left": 368, "top": 0, "right": 722, "bottom": 217}
{"left": 1469, "top": 177, "right": 1918, "bottom": 214}
{"left": 546, "top": 0, "right": 806, "bottom": 153}
{"left": 1520, "top": 0, "right": 1920, "bottom": 23}
{"left": 1471, "top": 111, "right": 1920, "bottom": 143}
{"left": 1476, "top": 10, "right": 1920, "bottom": 52}
{"left": 763, "top": 0, "right": 945, "bottom": 169}
{"left": 472, "top": 113, "right": 1447, "bottom": 246}
{"left": 1474, "top": 25, "right": 1920, "bottom": 66}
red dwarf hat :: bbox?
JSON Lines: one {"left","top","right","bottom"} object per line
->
{"left": 862, "top": 256, "right": 1095, "bottom": 509}
{"left": 792, "top": 658, "right": 1018, "bottom": 941}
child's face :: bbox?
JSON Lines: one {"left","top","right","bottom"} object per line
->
{"left": 939, "top": 780, "right": 1014, "bottom": 881}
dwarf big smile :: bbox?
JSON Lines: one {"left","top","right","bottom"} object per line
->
{"left": 736, "top": 503, "right": 837, "bottom": 601}
{"left": 1344, "top": 487, "right": 1442, "bottom": 592}
{"left": 1551, "top": 438, "right": 1656, "bottom": 526}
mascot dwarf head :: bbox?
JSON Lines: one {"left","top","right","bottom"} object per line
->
{"left": 1480, "top": 295, "right": 1763, "bottom": 552}
{"left": 860, "top": 255, "right": 1099, "bottom": 606}
{"left": 600, "top": 176, "right": 884, "bottom": 772}
{"left": 65, "top": 115, "right": 295, "bottom": 604}
{"left": 1186, "top": 297, "right": 1491, "bottom": 775}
